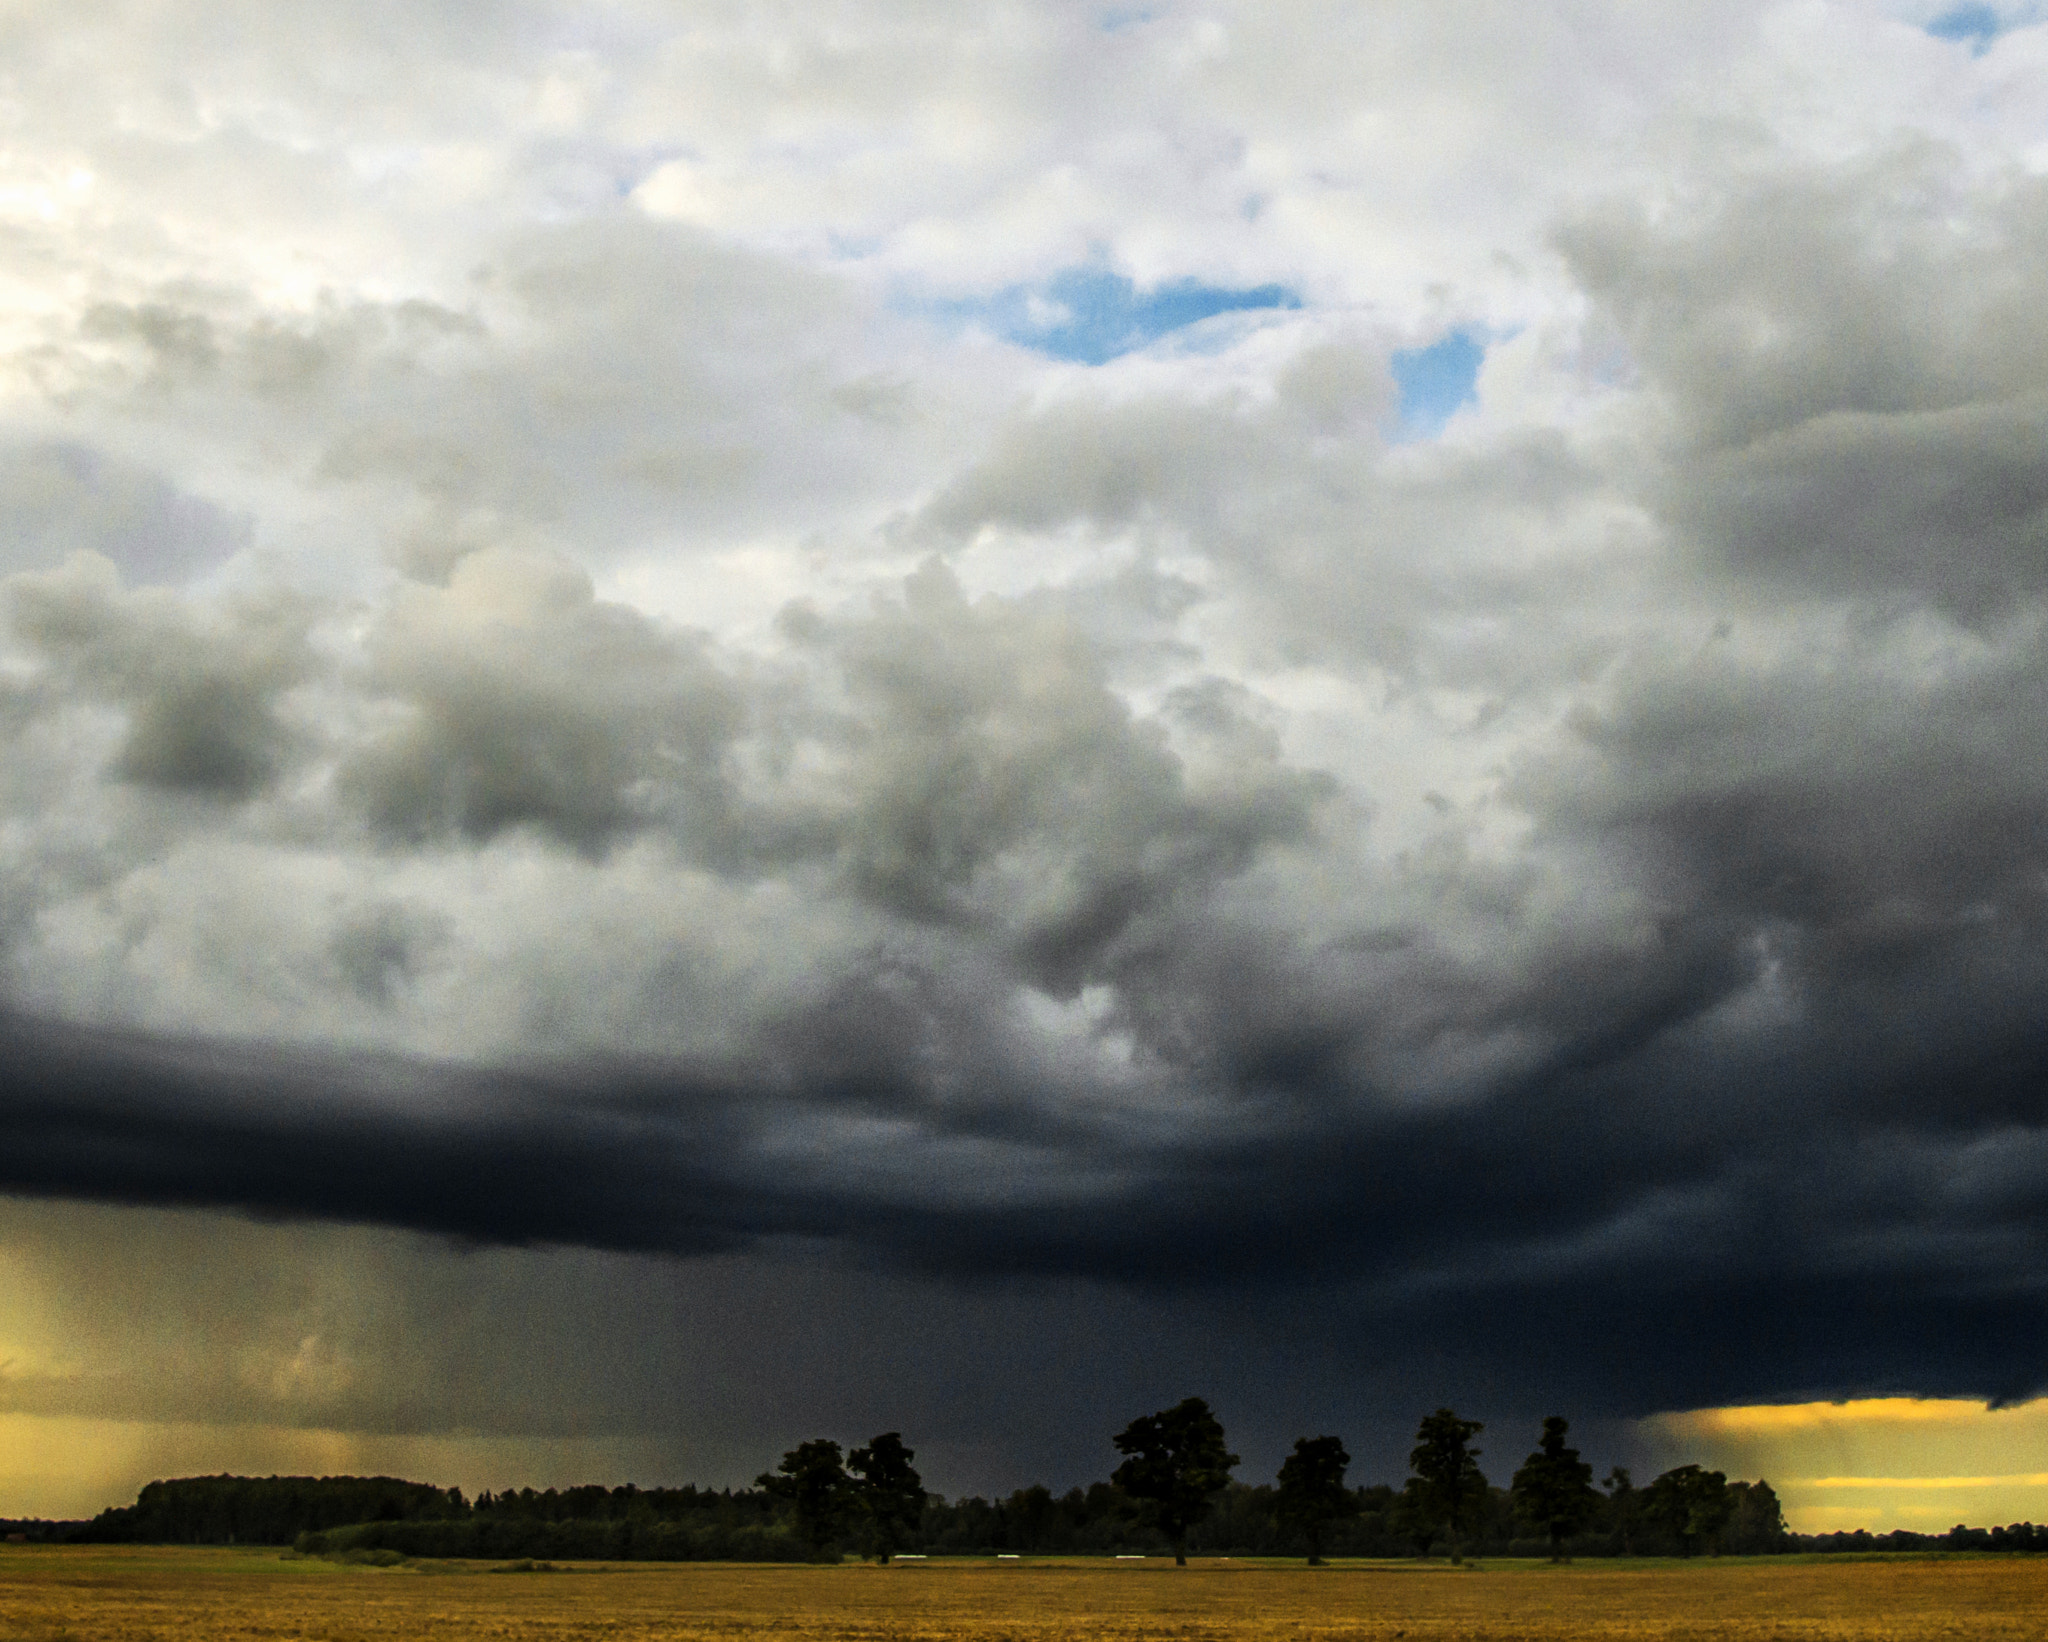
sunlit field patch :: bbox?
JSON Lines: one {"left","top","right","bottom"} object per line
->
{"left": 2, "top": 1546, "right": 2046, "bottom": 1641}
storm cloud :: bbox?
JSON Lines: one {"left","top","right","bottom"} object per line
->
{"left": 4, "top": 0, "right": 2048, "bottom": 1495}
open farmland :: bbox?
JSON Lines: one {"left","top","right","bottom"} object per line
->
{"left": 2, "top": 1548, "right": 2046, "bottom": 1642}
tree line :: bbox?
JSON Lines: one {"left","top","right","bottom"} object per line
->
{"left": 9, "top": 1399, "right": 2043, "bottom": 1560}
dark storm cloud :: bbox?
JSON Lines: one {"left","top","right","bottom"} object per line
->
{"left": 11, "top": 6, "right": 2048, "bottom": 1457}
{"left": 7, "top": 866, "right": 2048, "bottom": 1420}
{"left": 772, "top": 562, "right": 1331, "bottom": 989}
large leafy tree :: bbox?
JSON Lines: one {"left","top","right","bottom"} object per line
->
{"left": 1723, "top": 1480, "right": 1787, "bottom": 1554}
{"left": 847, "top": 1432, "right": 925, "bottom": 1563}
{"left": 1111, "top": 1396, "right": 1240, "bottom": 1566}
{"left": 758, "top": 1439, "right": 852, "bottom": 1559}
{"left": 1407, "top": 1407, "right": 1486, "bottom": 1564}
{"left": 1509, "top": 1416, "right": 1600, "bottom": 1561}
{"left": 1643, "top": 1464, "right": 1734, "bottom": 1557}
{"left": 1274, "top": 1435, "right": 1360, "bottom": 1565}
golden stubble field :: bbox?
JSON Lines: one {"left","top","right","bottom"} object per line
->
{"left": 1, "top": 1547, "right": 2043, "bottom": 1642}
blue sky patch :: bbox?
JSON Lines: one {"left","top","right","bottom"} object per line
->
{"left": 943, "top": 269, "right": 1299, "bottom": 365}
{"left": 1391, "top": 329, "right": 1486, "bottom": 437}
{"left": 1925, "top": 4, "right": 2007, "bottom": 48}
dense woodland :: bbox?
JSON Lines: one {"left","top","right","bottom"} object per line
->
{"left": 3, "top": 1403, "right": 2043, "bottom": 1562}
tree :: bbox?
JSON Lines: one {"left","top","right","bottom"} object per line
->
{"left": 1393, "top": 1477, "right": 1442, "bottom": 1556}
{"left": 847, "top": 1432, "right": 925, "bottom": 1563}
{"left": 1274, "top": 1435, "right": 1361, "bottom": 1565}
{"left": 758, "top": 1439, "right": 851, "bottom": 1559}
{"left": 1509, "top": 1416, "right": 1600, "bottom": 1562}
{"left": 1111, "top": 1397, "right": 1240, "bottom": 1566}
{"left": 1602, "top": 1467, "right": 1641, "bottom": 1556}
{"left": 1723, "top": 1479, "right": 1787, "bottom": 1555}
{"left": 1408, "top": 1408, "right": 1486, "bottom": 1564}
{"left": 1643, "top": 1464, "right": 1733, "bottom": 1557}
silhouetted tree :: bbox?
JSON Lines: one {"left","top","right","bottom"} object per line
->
{"left": 1111, "top": 1397, "right": 1239, "bottom": 1566}
{"left": 1644, "top": 1465, "right": 1733, "bottom": 1557}
{"left": 1723, "top": 1480, "right": 1787, "bottom": 1554}
{"left": 1392, "top": 1477, "right": 1441, "bottom": 1556}
{"left": 1509, "top": 1416, "right": 1599, "bottom": 1561}
{"left": 72, "top": 1475, "right": 462, "bottom": 1546}
{"left": 1002, "top": 1484, "right": 1062, "bottom": 1551}
{"left": 758, "top": 1439, "right": 851, "bottom": 1559}
{"left": 847, "top": 1432, "right": 925, "bottom": 1563}
{"left": 1602, "top": 1467, "right": 1641, "bottom": 1555}
{"left": 1274, "top": 1436, "right": 1360, "bottom": 1565}
{"left": 1408, "top": 1408, "right": 1486, "bottom": 1564}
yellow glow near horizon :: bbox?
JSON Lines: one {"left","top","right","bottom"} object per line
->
{"left": 1643, "top": 1399, "right": 2048, "bottom": 1534}
{"left": 1798, "top": 1474, "right": 2048, "bottom": 1490}
{"left": 0, "top": 1412, "right": 678, "bottom": 1523}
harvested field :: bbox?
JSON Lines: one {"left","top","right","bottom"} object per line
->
{"left": 0, "top": 1546, "right": 2043, "bottom": 1642}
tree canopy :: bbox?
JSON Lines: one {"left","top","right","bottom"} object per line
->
{"left": 1408, "top": 1407, "right": 1486, "bottom": 1564}
{"left": 27, "top": 1435, "right": 1981, "bottom": 1565}
{"left": 1111, "top": 1396, "right": 1240, "bottom": 1566}
{"left": 757, "top": 1439, "right": 851, "bottom": 1559}
{"left": 1274, "top": 1434, "right": 1360, "bottom": 1565}
{"left": 847, "top": 1432, "right": 925, "bottom": 1563}
{"left": 1509, "top": 1416, "right": 1600, "bottom": 1561}
{"left": 1643, "top": 1464, "right": 1735, "bottom": 1556}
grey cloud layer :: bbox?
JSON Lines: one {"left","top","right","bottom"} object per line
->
{"left": 5, "top": 1, "right": 2048, "bottom": 1435}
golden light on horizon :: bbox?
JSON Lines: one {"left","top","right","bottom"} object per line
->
{"left": 0, "top": 1412, "right": 679, "bottom": 1523}
{"left": 1643, "top": 1399, "right": 2048, "bottom": 1534}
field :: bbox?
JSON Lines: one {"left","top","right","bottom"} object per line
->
{"left": 1, "top": 1547, "right": 2044, "bottom": 1642}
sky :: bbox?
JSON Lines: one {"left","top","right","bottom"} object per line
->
{"left": 2, "top": 0, "right": 2048, "bottom": 1533}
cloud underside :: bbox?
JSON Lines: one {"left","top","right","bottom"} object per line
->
{"left": 4, "top": 2, "right": 2048, "bottom": 1426}
{"left": 7, "top": 942, "right": 2048, "bottom": 1415}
